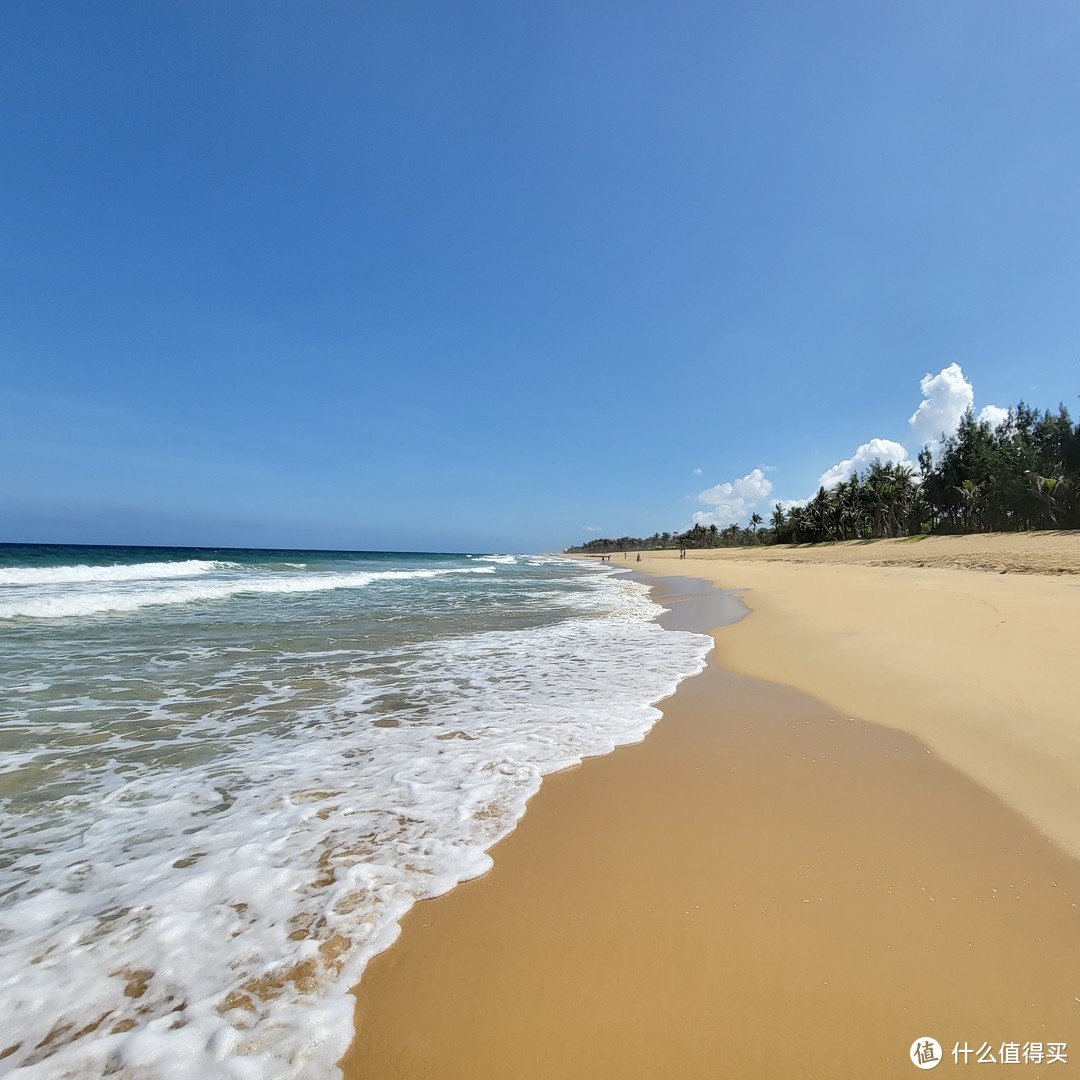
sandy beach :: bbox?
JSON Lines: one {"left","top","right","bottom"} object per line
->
{"left": 602, "top": 534, "right": 1080, "bottom": 856}
{"left": 343, "top": 533, "right": 1080, "bottom": 1078}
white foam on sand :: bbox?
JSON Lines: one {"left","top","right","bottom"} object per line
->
{"left": 0, "top": 568, "right": 711, "bottom": 1079}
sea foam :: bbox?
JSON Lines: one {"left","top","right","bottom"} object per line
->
{"left": 0, "top": 559, "right": 233, "bottom": 586}
{"left": 0, "top": 555, "right": 711, "bottom": 1079}
{"left": 0, "top": 565, "right": 495, "bottom": 620}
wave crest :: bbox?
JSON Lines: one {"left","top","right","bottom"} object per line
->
{"left": 0, "top": 566, "right": 496, "bottom": 620}
{"left": 0, "top": 559, "right": 235, "bottom": 586}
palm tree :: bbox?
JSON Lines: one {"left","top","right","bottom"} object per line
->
{"left": 828, "top": 482, "right": 847, "bottom": 539}
{"left": 955, "top": 479, "right": 985, "bottom": 532}
{"left": 810, "top": 487, "right": 831, "bottom": 540}
{"left": 768, "top": 505, "right": 786, "bottom": 540}
{"left": 893, "top": 465, "right": 917, "bottom": 534}
{"left": 1026, "top": 470, "right": 1070, "bottom": 527}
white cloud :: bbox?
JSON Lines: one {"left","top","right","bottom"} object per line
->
{"left": 908, "top": 362, "right": 974, "bottom": 447}
{"left": 806, "top": 365, "right": 1010, "bottom": 505}
{"left": 817, "top": 438, "right": 913, "bottom": 490}
{"left": 805, "top": 365, "right": 1009, "bottom": 503}
{"left": 693, "top": 468, "right": 773, "bottom": 528}
{"left": 583, "top": 525, "right": 602, "bottom": 532}
{"left": 977, "top": 404, "right": 1009, "bottom": 429}
{"left": 684, "top": 365, "right": 1010, "bottom": 529}
{"left": 904, "top": 363, "right": 1011, "bottom": 461}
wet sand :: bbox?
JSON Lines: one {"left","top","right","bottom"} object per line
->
{"left": 342, "top": 573, "right": 1080, "bottom": 1079}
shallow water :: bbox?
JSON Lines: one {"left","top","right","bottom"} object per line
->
{"left": 0, "top": 545, "right": 711, "bottom": 1078}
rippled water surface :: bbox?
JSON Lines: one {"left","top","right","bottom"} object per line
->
{"left": 0, "top": 544, "right": 711, "bottom": 1078}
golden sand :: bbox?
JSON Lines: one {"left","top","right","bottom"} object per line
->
{"left": 342, "top": 547, "right": 1080, "bottom": 1078}
{"left": 607, "top": 534, "right": 1080, "bottom": 855}
{"left": 647, "top": 530, "right": 1080, "bottom": 575}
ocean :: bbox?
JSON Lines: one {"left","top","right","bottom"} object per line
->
{"left": 0, "top": 544, "right": 711, "bottom": 1078}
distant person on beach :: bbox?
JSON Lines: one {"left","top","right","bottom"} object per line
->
{"left": 679, "top": 549, "right": 686, "bottom": 559}
{"left": 636, "top": 553, "right": 641, "bottom": 562}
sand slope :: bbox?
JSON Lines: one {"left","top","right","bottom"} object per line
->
{"left": 606, "top": 533, "right": 1080, "bottom": 854}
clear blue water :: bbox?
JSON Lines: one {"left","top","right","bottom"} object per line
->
{"left": 0, "top": 544, "right": 711, "bottom": 1078}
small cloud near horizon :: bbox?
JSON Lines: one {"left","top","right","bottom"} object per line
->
{"left": 583, "top": 524, "right": 603, "bottom": 532}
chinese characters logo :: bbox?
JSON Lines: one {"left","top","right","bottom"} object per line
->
{"left": 910, "top": 1036, "right": 1068, "bottom": 1068}
{"left": 910, "top": 1037, "right": 943, "bottom": 1070}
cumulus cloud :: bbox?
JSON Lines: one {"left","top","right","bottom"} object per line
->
{"left": 903, "top": 362, "right": 1011, "bottom": 462}
{"left": 692, "top": 468, "right": 773, "bottom": 528}
{"left": 583, "top": 525, "right": 602, "bottom": 532}
{"left": 817, "top": 438, "right": 914, "bottom": 490}
{"left": 908, "top": 363, "right": 974, "bottom": 447}
{"left": 687, "top": 365, "right": 1010, "bottom": 528}
{"left": 978, "top": 404, "right": 1010, "bottom": 429}
{"left": 808, "top": 365, "right": 1007, "bottom": 501}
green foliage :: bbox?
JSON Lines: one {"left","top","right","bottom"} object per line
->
{"left": 565, "top": 397, "right": 1080, "bottom": 552}
{"left": 564, "top": 520, "right": 774, "bottom": 553}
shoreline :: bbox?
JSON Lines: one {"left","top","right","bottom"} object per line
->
{"left": 342, "top": 558, "right": 1080, "bottom": 1078}
{"left": 595, "top": 541, "right": 1080, "bottom": 856}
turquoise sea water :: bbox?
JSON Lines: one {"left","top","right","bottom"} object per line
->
{"left": 0, "top": 544, "right": 711, "bottom": 1078}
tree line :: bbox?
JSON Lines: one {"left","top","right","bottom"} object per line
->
{"left": 565, "top": 400, "right": 1078, "bottom": 552}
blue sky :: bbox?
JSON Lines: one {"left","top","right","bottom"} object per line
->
{"left": 3, "top": 1, "right": 1079, "bottom": 552}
